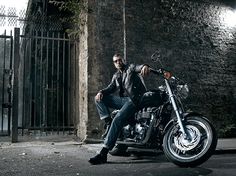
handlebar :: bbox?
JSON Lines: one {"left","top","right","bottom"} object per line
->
{"left": 150, "top": 68, "right": 172, "bottom": 79}
{"left": 150, "top": 68, "right": 163, "bottom": 75}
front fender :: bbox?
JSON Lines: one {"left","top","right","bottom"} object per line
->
{"left": 163, "top": 112, "right": 205, "bottom": 134}
{"left": 183, "top": 112, "right": 203, "bottom": 118}
{"left": 163, "top": 119, "right": 175, "bottom": 135}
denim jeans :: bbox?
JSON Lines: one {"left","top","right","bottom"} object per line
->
{"left": 95, "top": 95, "right": 136, "bottom": 150}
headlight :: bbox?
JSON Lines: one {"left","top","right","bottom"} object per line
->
{"left": 177, "top": 84, "right": 189, "bottom": 99}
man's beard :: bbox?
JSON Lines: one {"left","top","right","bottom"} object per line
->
{"left": 117, "top": 64, "right": 125, "bottom": 70}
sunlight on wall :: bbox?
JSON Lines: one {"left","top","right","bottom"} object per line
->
{"left": 220, "top": 8, "right": 236, "bottom": 28}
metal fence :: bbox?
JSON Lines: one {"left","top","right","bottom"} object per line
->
{"left": 0, "top": 31, "right": 13, "bottom": 136}
{"left": 0, "top": 5, "right": 63, "bottom": 33}
{"left": 0, "top": 5, "right": 77, "bottom": 141}
{"left": 19, "top": 29, "right": 76, "bottom": 136}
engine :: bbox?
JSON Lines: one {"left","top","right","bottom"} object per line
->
{"left": 122, "top": 107, "right": 158, "bottom": 142}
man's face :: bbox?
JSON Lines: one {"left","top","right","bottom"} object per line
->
{"left": 113, "top": 56, "right": 124, "bottom": 70}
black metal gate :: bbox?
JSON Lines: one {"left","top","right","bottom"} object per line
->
{"left": 19, "top": 29, "right": 75, "bottom": 136}
{"left": 0, "top": 4, "right": 77, "bottom": 141}
{"left": 0, "top": 31, "right": 13, "bottom": 136}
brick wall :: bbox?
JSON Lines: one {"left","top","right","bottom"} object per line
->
{"left": 125, "top": 0, "right": 236, "bottom": 137}
{"left": 77, "top": 0, "right": 236, "bottom": 140}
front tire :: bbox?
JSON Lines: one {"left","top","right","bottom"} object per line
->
{"left": 163, "top": 116, "right": 217, "bottom": 167}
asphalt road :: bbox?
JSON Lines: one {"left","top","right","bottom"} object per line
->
{"left": 0, "top": 142, "right": 236, "bottom": 176}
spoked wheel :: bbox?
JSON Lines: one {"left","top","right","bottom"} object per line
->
{"left": 163, "top": 116, "right": 217, "bottom": 167}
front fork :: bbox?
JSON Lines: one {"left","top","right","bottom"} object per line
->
{"left": 165, "top": 79, "right": 189, "bottom": 139}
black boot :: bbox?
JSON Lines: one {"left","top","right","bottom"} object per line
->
{"left": 89, "top": 147, "right": 109, "bottom": 165}
{"left": 102, "top": 117, "right": 112, "bottom": 139}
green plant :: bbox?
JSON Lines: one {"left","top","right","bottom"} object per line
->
{"left": 49, "top": 0, "right": 88, "bottom": 38}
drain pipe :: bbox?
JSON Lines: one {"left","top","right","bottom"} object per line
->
{"left": 123, "top": 0, "right": 126, "bottom": 63}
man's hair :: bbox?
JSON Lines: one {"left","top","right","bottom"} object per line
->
{"left": 113, "top": 53, "right": 123, "bottom": 59}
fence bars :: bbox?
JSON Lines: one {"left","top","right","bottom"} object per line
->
{"left": 0, "top": 31, "right": 13, "bottom": 137}
{"left": 12, "top": 28, "right": 20, "bottom": 142}
{"left": 18, "top": 28, "right": 75, "bottom": 138}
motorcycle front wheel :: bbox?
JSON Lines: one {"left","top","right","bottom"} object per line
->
{"left": 163, "top": 116, "right": 217, "bottom": 167}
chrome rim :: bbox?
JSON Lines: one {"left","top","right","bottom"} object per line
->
{"left": 167, "top": 119, "right": 212, "bottom": 160}
{"left": 174, "top": 125, "right": 201, "bottom": 151}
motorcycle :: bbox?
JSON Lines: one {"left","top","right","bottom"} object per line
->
{"left": 108, "top": 50, "right": 218, "bottom": 167}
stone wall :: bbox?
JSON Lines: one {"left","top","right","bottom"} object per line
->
{"left": 77, "top": 0, "right": 124, "bottom": 140}
{"left": 125, "top": 0, "right": 236, "bottom": 137}
{"left": 77, "top": 0, "right": 236, "bottom": 140}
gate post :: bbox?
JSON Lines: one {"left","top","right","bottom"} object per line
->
{"left": 12, "top": 28, "right": 20, "bottom": 143}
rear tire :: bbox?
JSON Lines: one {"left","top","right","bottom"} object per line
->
{"left": 163, "top": 116, "right": 217, "bottom": 167}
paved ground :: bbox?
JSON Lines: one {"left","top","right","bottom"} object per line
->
{"left": 0, "top": 135, "right": 236, "bottom": 176}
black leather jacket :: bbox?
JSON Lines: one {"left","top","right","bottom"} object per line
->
{"left": 100, "top": 64, "right": 148, "bottom": 106}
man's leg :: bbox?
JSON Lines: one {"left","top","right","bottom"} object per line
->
{"left": 89, "top": 97, "right": 136, "bottom": 165}
{"left": 94, "top": 95, "right": 125, "bottom": 120}
{"left": 103, "top": 98, "right": 136, "bottom": 150}
{"left": 95, "top": 95, "right": 126, "bottom": 138}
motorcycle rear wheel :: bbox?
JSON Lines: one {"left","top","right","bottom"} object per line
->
{"left": 163, "top": 116, "right": 217, "bottom": 167}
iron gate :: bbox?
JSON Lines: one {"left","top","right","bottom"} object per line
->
{"left": 0, "top": 31, "right": 13, "bottom": 136}
{"left": 0, "top": 28, "right": 76, "bottom": 140}
{"left": 0, "top": 4, "right": 77, "bottom": 141}
{"left": 19, "top": 29, "right": 76, "bottom": 136}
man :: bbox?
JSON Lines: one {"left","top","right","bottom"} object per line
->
{"left": 89, "top": 53, "right": 150, "bottom": 165}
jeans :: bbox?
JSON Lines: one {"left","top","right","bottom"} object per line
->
{"left": 95, "top": 95, "right": 136, "bottom": 150}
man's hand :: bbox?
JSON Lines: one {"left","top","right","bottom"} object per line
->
{"left": 95, "top": 92, "right": 103, "bottom": 101}
{"left": 163, "top": 71, "right": 172, "bottom": 79}
{"left": 141, "top": 65, "right": 150, "bottom": 76}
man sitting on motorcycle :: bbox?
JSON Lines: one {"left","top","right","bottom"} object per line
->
{"left": 89, "top": 53, "right": 151, "bottom": 165}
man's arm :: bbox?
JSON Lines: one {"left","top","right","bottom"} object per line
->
{"left": 132, "top": 64, "right": 150, "bottom": 76}
{"left": 99, "top": 74, "right": 117, "bottom": 95}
